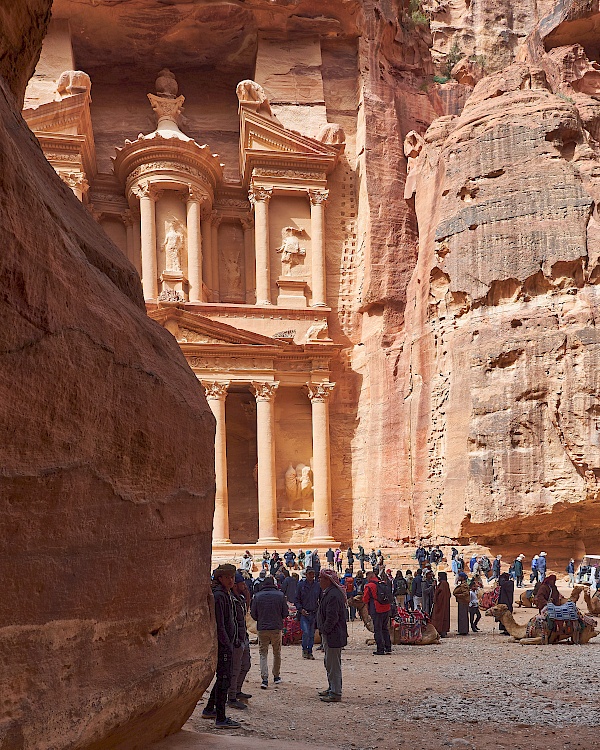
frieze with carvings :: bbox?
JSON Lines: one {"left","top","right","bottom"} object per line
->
{"left": 178, "top": 328, "right": 231, "bottom": 344}
{"left": 252, "top": 168, "right": 325, "bottom": 181}
{"left": 128, "top": 162, "right": 210, "bottom": 186}
{"left": 45, "top": 152, "right": 81, "bottom": 163}
{"left": 187, "top": 356, "right": 274, "bottom": 371}
{"left": 215, "top": 198, "right": 251, "bottom": 210}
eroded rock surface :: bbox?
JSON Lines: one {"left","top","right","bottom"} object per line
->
{"left": 0, "top": 3, "right": 216, "bottom": 748}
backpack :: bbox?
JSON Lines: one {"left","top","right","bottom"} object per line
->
{"left": 395, "top": 578, "right": 408, "bottom": 596}
{"left": 375, "top": 581, "right": 392, "bottom": 605}
{"left": 345, "top": 576, "right": 355, "bottom": 593}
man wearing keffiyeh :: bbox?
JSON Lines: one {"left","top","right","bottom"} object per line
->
{"left": 316, "top": 569, "right": 348, "bottom": 702}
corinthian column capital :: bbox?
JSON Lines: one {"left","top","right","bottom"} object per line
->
{"left": 203, "top": 381, "right": 229, "bottom": 401}
{"left": 249, "top": 186, "right": 273, "bottom": 205}
{"left": 251, "top": 381, "right": 279, "bottom": 402}
{"left": 308, "top": 188, "right": 329, "bottom": 206}
{"left": 307, "top": 382, "right": 335, "bottom": 402}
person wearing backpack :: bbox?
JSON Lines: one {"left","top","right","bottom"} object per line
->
{"left": 411, "top": 568, "right": 424, "bottom": 610}
{"left": 393, "top": 571, "right": 408, "bottom": 606}
{"left": 343, "top": 569, "right": 357, "bottom": 621}
{"left": 363, "top": 571, "right": 392, "bottom": 655}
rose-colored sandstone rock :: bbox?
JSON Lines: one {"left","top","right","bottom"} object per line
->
{"left": 0, "top": 4, "right": 216, "bottom": 748}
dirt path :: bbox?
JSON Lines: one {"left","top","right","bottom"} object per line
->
{"left": 187, "top": 583, "right": 600, "bottom": 750}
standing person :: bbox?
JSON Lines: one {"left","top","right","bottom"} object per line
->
{"left": 497, "top": 572, "right": 514, "bottom": 634}
{"left": 297, "top": 549, "right": 305, "bottom": 570}
{"left": 305, "top": 549, "right": 313, "bottom": 570}
{"left": 404, "top": 569, "right": 414, "bottom": 610}
{"left": 261, "top": 550, "right": 270, "bottom": 571}
{"left": 422, "top": 570, "right": 436, "bottom": 616}
{"left": 202, "top": 564, "right": 242, "bottom": 729}
{"left": 513, "top": 555, "right": 525, "bottom": 588}
{"left": 451, "top": 555, "right": 460, "bottom": 584}
{"left": 334, "top": 547, "right": 343, "bottom": 573}
{"left": 312, "top": 549, "right": 321, "bottom": 575}
{"left": 469, "top": 553, "right": 478, "bottom": 574}
{"left": 531, "top": 555, "right": 539, "bottom": 583}
{"left": 250, "top": 576, "right": 288, "bottom": 689}
{"left": 468, "top": 579, "right": 481, "bottom": 632}
{"left": 453, "top": 572, "right": 470, "bottom": 636}
{"left": 363, "top": 571, "right": 392, "bottom": 655}
{"left": 451, "top": 546, "right": 459, "bottom": 560}
{"left": 343, "top": 569, "right": 357, "bottom": 621}
{"left": 369, "top": 549, "right": 377, "bottom": 570}
{"left": 415, "top": 544, "right": 427, "bottom": 568}
{"left": 228, "top": 573, "right": 252, "bottom": 711}
{"left": 358, "top": 544, "right": 366, "bottom": 571}
{"left": 317, "top": 570, "right": 348, "bottom": 703}
{"left": 411, "top": 568, "right": 424, "bottom": 610}
{"left": 567, "top": 558, "right": 576, "bottom": 588}
{"left": 376, "top": 549, "right": 385, "bottom": 571}
{"left": 492, "top": 555, "right": 502, "bottom": 581}
{"left": 326, "top": 547, "right": 335, "bottom": 567}
{"left": 431, "top": 571, "right": 450, "bottom": 638}
{"left": 538, "top": 552, "right": 547, "bottom": 582}
{"left": 295, "top": 567, "right": 320, "bottom": 660}
{"left": 479, "top": 554, "right": 491, "bottom": 580}
{"left": 281, "top": 571, "right": 298, "bottom": 604}
{"left": 393, "top": 570, "right": 408, "bottom": 607}
{"left": 284, "top": 548, "right": 296, "bottom": 569}
{"left": 430, "top": 545, "right": 443, "bottom": 572}
{"left": 346, "top": 547, "right": 355, "bottom": 573}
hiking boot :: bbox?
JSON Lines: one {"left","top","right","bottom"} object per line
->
{"left": 372, "top": 651, "right": 385, "bottom": 655}
{"left": 273, "top": 676, "right": 282, "bottom": 685}
{"left": 384, "top": 650, "right": 392, "bottom": 654}
{"left": 320, "top": 694, "right": 341, "bottom": 703}
{"left": 306, "top": 652, "right": 315, "bottom": 660}
{"left": 260, "top": 679, "right": 268, "bottom": 689}
{"left": 302, "top": 650, "right": 308, "bottom": 659}
{"left": 237, "top": 692, "right": 252, "bottom": 700}
{"left": 227, "top": 700, "right": 248, "bottom": 710}
{"left": 317, "top": 689, "right": 331, "bottom": 696}
{"left": 215, "top": 717, "right": 241, "bottom": 729}
{"left": 201, "top": 708, "right": 216, "bottom": 719}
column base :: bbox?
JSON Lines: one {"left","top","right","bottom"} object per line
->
{"left": 213, "top": 538, "right": 232, "bottom": 545}
{"left": 257, "top": 299, "right": 273, "bottom": 306}
{"left": 257, "top": 536, "right": 282, "bottom": 546}
{"left": 311, "top": 536, "right": 341, "bottom": 548}
{"left": 311, "top": 302, "right": 327, "bottom": 308}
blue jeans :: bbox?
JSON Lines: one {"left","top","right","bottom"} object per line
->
{"left": 300, "top": 613, "right": 316, "bottom": 652}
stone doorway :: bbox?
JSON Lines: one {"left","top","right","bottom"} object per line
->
{"left": 226, "top": 386, "right": 259, "bottom": 543}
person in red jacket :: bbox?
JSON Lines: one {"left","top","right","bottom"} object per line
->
{"left": 363, "top": 571, "right": 392, "bottom": 655}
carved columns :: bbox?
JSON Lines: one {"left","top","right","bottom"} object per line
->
{"left": 307, "top": 382, "right": 336, "bottom": 545}
{"left": 252, "top": 381, "right": 280, "bottom": 544}
{"left": 201, "top": 207, "right": 213, "bottom": 302}
{"left": 134, "top": 180, "right": 158, "bottom": 300}
{"left": 211, "top": 211, "right": 222, "bottom": 303}
{"left": 187, "top": 187, "right": 204, "bottom": 303}
{"left": 203, "top": 381, "right": 231, "bottom": 544}
{"left": 249, "top": 187, "right": 273, "bottom": 305}
{"left": 241, "top": 215, "right": 255, "bottom": 305}
{"left": 309, "top": 189, "right": 329, "bottom": 307}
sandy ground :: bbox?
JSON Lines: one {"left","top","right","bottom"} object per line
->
{"left": 186, "top": 582, "right": 600, "bottom": 750}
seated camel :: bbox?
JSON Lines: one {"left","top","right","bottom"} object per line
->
{"left": 485, "top": 603, "right": 598, "bottom": 645}
{"left": 516, "top": 585, "right": 582, "bottom": 608}
{"left": 582, "top": 585, "right": 600, "bottom": 616}
{"left": 245, "top": 610, "right": 318, "bottom": 645}
{"left": 348, "top": 595, "right": 440, "bottom": 645}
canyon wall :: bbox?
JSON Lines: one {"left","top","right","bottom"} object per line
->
{"left": 0, "top": 2, "right": 216, "bottom": 748}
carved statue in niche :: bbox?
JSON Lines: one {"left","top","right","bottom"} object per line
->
{"left": 277, "top": 226, "right": 305, "bottom": 276}
{"left": 163, "top": 220, "right": 184, "bottom": 273}
{"left": 223, "top": 250, "right": 243, "bottom": 298}
{"left": 56, "top": 70, "right": 91, "bottom": 98}
{"left": 317, "top": 122, "right": 346, "bottom": 145}
{"left": 284, "top": 462, "right": 313, "bottom": 506}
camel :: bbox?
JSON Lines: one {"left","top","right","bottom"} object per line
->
{"left": 245, "top": 611, "right": 319, "bottom": 645}
{"left": 515, "top": 585, "right": 582, "bottom": 608}
{"left": 485, "top": 604, "right": 598, "bottom": 645}
{"left": 349, "top": 596, "right": 440, "bottom": 646}
{"left": 582, "top": 586, "right": 600, "bottom": 616}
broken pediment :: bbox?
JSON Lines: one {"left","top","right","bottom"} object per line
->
{"left": 239, "top": 108, "right": 342, "bottom": 186}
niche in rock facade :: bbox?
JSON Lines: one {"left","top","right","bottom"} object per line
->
{"left": 218, "top": 221, "right": 246, "bottom": 304}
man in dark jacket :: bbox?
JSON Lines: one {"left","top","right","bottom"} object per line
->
{"left": 281, "top": 571, "right": 298, "bottom": 604}
{"left": 316, "top": 569, "right": 348, "bottom": 702}
{"left": 411, "top": 568, "right": 424, "bottom": 610}
{"left": 227, "top": 573, "right": 252, "bottom": 710}
{"left": 250, "top": 576, "right": 288, "bottom": 689}
{"left": 513, "top": 555, "right": 525, "bottom": 588}
{"left": 497, "top": 572, "right": 514, "bottom": 634}
{"left": 202, "top": 564, "right": 242, "bottom": 729}
{"left": 295, "top": 567, "right": 321, "bottom": 659}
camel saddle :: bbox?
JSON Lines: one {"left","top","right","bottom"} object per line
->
{"left": 545, "top": 602, "right": 579, "bottom": 621}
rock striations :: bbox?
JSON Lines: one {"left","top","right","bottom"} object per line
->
{"left": 0, "top": 2, "right": 216, "bottom": 749}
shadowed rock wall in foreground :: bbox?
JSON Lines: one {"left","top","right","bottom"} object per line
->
{"left": 0, "top": 3, "right": 216, "bottom": 748}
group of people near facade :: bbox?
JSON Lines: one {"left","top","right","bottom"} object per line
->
{"left": 203, "top": 544, "right": 588, "bottom": 729}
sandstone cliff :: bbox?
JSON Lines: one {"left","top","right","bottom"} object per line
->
{"left": 0, "top": 3, "right": 216, "bottom": 748}
{"left": 356, "top": 1, "right": 600, "bottom": 559}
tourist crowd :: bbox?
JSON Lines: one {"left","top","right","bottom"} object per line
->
{"left": 203, "top": 544, "right": 596, "bottom": 729}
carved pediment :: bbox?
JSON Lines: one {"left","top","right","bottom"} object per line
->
{"left": 240, "top": 109, "right": 341, "bottom": 186}
{"left": 149, "top": 308, "right": 295, "bottom": 348}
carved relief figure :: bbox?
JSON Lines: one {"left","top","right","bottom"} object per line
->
{"left": 284, "top": 463, "right": 313, "bottom": 506}
{"left": 56, "top": 70, "right": 91, "bottom": 98}
{"left": 277, "top": 226, "right": 305, "bottom": 276}
{"left": 223, "top": 250, "right": 243, "bottom": 298}
{"left": 163, "top": 220, "right": 184, "bottom": 273}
